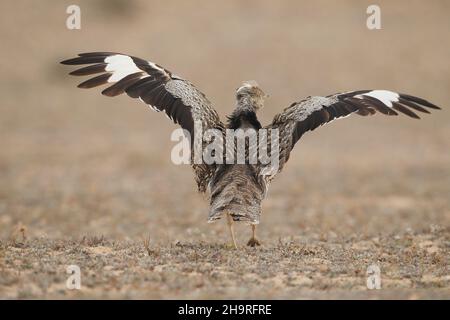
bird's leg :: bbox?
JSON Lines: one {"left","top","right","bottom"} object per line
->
{"left": 226, "top": 213, "right": 238, "bottom": 249}
{"left": 247, "top": 224, "right": 261, "bottom": 247}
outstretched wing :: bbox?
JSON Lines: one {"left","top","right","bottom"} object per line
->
{"left": 61, "top": 52, "right": 224, "bottom": 192}
{"left": 261, "top": 89, "right": 440, "bottom": 181}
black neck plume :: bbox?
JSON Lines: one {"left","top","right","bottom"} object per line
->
{"left": 227, "top": 110, "right": 262, "bottom": 130}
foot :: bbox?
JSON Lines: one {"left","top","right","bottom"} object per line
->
{"left": 246, "top": 237, "right": 261, "bottom": 247}
{"left": 225, "top": 242, "right": 238, "bottom": 250}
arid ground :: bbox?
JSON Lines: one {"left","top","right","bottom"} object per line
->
{"left": 0, "top": 0, "right": 449, "bottom": 299}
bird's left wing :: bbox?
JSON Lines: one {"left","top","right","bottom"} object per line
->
{"left": 61, "top": 52, "right": 225, "bottom": 192}
{"left": 259, "top": 90, "right": 440, "bottom": 181}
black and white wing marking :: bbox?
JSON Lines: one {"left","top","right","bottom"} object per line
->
{"left": 61, "top": 52, "right": 225, "bottom": 192}
{"left": 261, "top": 89, "right": 440, "bottom": 179}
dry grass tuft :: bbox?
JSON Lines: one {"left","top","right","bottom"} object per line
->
{"left": 142, "top": 235, "right": 159, "bottom": 257}
{"left": 80, "top": 235, "right": 106, "bottom": 247}
{"left": 9, "top": 223, "right": 27, "bottom": 248}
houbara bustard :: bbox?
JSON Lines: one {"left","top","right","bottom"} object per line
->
{"left": 61, "top": 52, "right": 440, "bottom": 248}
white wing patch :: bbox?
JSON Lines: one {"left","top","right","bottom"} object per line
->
{"left": 355, "top": 90, "right": 399, "bottom": 107}
{"left": 105, "top": 55, "right": 141, "bottom": 82}
{"left": 147, "top": 61, "right": 166, "bottom": 74}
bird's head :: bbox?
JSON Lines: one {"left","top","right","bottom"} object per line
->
{"left": 236, "top": 80, "right": 268, "bottom": 111}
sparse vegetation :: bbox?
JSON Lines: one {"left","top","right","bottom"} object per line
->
{"left": 80, "top": 235, "right": 106, "bottom": 247}
{"left": 0, "top": 229, "right": 448, "bottom": 299}
{"left": 9, "top": 223, "right": 27, "bottom": 247}
{"left": 142, "top": 235, "right": 159, "bottom": 257}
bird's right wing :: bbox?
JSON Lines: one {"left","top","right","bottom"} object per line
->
{"left": 259, "top": 90, "right": 440, "bottom": 181}
{"left": 61, "top": 52, "right": 225, "bottom": 192}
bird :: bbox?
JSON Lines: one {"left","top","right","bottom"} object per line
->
{"left": 61, "top": 52, "right": 441, "bottom": 248}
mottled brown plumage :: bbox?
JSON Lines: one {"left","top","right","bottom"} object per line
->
{"left": 62, "top": 53, "right": 441, "bottom": 248}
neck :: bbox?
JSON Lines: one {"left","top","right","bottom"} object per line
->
{"left": 227, "top": 105, "right": 262, "bottom": 130}
{"left": 237, "top": 96, "right": 258, "bottom": 112}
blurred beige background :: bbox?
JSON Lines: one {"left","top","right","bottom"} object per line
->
{"left": 0, "top": 0, "right": 449, "bottom": 300}
{"left": 0, "top": 0, "right": 449, "bottom": 240}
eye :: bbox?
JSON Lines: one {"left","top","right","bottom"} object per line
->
{"left": 237, "top": 94, "right": 243, "bottom": 99}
